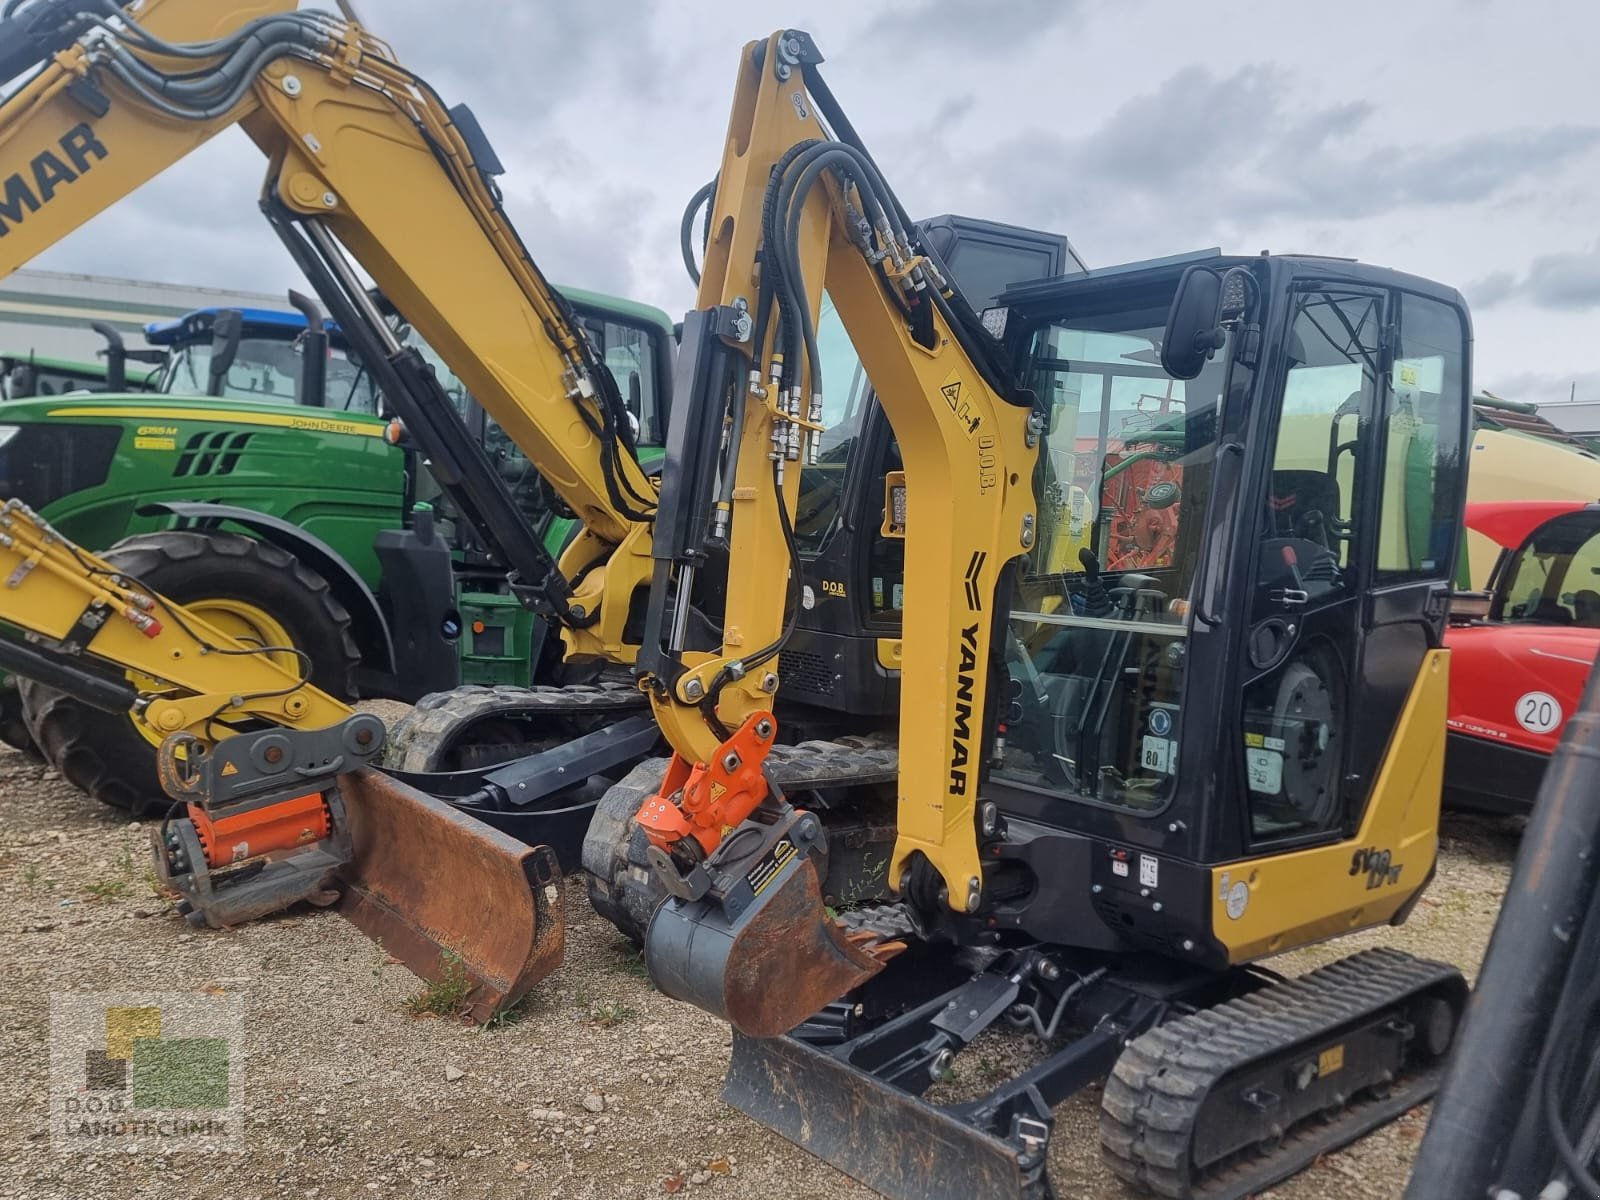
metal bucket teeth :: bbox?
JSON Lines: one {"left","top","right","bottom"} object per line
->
{"left": 336, "top": 768, "right": 564, "bottom": 1023}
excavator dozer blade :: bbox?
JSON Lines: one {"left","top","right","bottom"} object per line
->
{"left": 723, "top": 1032, "right": 1044, "bottom": 1200}
{"left": 644, "top": 811, "right": 891, "bottom": 1037}
{"left": 336, "top": 768, "right": 563, "bottom": 1023}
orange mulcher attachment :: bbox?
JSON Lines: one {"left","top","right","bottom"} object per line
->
{"left": 634, "top": 712, "right": 902, "bottom": 1037}
{"left": 153, "top": 715, "right": 562, "bottom": 1023}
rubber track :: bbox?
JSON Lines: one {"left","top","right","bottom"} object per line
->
{"left": 1099, "top": 946, "right": 1462, "bottom": 1200}
{"left": 382, "top": 681, "right": 649, "bottom": 772}
{"left": 583, "top": 734, "right": 899, "bottom": 944}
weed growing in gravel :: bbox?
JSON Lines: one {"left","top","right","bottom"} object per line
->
{"left": 143, "top": 869, "right": 167, "bottom": 898}
{"left": 976, "top": 1055, "right": 1008, "bottom": 1084}
{"left": 835, "top": 851, "right": 889, "bottom": 913}
{"left": 610, "top": 943, "right": 650, "bottom": 982}
{"left": 587, "top": 998, "right": 637, "bottom": 1028}
{"left": 84, "top": 878, "right": 129, "bottom": 902}
{"left": 22, "top": 864, "right": 38, "bottom": 890}
{"left": 404, "top": 949, "right": 473, "bottom": 1019}
{"left": 482, "top": 1000, "right": 527, "bottom": 1031}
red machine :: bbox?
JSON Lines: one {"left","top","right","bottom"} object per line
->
{"left": 1445, "top": 500, "right": 1600, "bottom": 811}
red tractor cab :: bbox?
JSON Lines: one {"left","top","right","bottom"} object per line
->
{"left": 1445, "top": 500, "right": 1600, "bottom": 811}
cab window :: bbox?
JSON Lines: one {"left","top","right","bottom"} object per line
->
{"left": 1498, "top": 511, "right": 1600, "bottom": 627}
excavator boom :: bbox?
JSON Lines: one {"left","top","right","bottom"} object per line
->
{"left": 0, "top": 0, "right": 681, "bottom": 1017}
{"left": 0, "top": 0, "right": 655, "bottom": 661}
{"left": 628, "top": 31, "right": 1038, "bottom": 1036}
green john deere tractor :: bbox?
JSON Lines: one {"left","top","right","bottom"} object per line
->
{"left": 0, "top": 286, "right": 674, "bottom": 815}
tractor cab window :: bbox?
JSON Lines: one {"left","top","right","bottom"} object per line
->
{"left": 991, "top": 292, "right": 1227, "bottom": 814}
{"left": 576, "top": 314, "right": 664, "bottom": 447}
{"left": 1498, "top": 511, "right": 1600, "bottom": 627}
{"left": 161, "top": 336, "right": 380, "bottom": 413}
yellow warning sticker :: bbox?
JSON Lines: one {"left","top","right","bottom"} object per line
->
{"left": 220, "top": 762, "right": 239, "bottom": 777}
{"left": 1318, "top": 1044, "right": 1345, "bottom": 1077}
{"left": 133, "top": 436, "right": 176, "bottom": 451}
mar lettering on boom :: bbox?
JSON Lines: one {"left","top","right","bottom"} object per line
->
{"left": 0, "top": 123, "right": 108, "bottom": 237}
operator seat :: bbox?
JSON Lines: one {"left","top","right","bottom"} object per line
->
{"left": 1574, "top": 590, "right": 1600, "bottom": 627}
{"left": 1267, "top": 469, "right": 1341, "bottom": 550}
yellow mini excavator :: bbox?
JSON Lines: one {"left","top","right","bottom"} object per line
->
{"left": 0, "top": 0, "right": 687, "bottom": 1018}
{"left": 587, "top": 29, "right": 1479, "bottom": 1200}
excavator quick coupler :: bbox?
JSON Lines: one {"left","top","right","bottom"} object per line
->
{"left": 153, "top": 715, "right": 387, "bottom": 928}
{"left": 644, "top": 802, "right": 900, "bottom": 1037}
{"left": 154, "top": 716, "right": 565, "bottom": 1023}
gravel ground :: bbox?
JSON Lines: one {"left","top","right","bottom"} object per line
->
{"left": 0, "top": 739, "right": 1522, "bottom": 1200}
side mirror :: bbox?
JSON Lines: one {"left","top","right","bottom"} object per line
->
{"left": 1160, "top": 266, "right": 1225, "bottom": 381}
{"left": 207, "top": 309, "right": 244, "bottom": 397}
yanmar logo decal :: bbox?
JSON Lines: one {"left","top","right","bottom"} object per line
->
{"left": 948, "top": 623, "right": 979, "bottom": 796}
{"left": 0, "top": 124, "right": 108, "bottom": 238}
{"left": 963, "top": 551, "right": 987, "bottom": 612}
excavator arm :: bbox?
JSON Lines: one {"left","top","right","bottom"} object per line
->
{"left": 0, "top": 0, "right": 676, "bottom": 1014}
{"left": 0, "top": 0, "right": 655, "bottom": 660}
{"left": 631, "top": 32, "right": 1041, "bottom": 1035}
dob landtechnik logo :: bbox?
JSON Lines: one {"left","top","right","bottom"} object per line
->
{"left": 49, "top": 991, "right": 245, "bottom": 1152}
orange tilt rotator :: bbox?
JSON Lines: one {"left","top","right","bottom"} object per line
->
{"left": 634, "top": 711, "right": 776, "bottom": 858}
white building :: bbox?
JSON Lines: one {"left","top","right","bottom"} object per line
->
{"left": 0, "top": 268, "right": 288, "bottom": 363}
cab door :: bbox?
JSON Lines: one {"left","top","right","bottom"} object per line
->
{"left": 1237, "top": 286, "right": 1387, "bottom": 847}
{"left": 1343, "top": 292, "right": 1471, "bottom": 815}
{"left": 1238, "top": 286, "right": 1470, "bottom": 848}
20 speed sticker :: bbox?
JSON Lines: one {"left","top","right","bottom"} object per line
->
{"left": 1516, "top": 691, "right": 1563, "bottom": 735}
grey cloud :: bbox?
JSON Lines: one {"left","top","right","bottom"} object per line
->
{"left": 940, "top": 64, "right": 1600, "bottom": 252}
{"left": 1464, "top": 246, "right": 1600, "bottom": 311}
{"left": 1521, "top": 246, "right": 1600, "bottom": 309}
{"left": 1465, "top": 270, "right": 1518, "bottom": 309}
{"left": 863, "top": 0, "right": 1084, "bottom": 52}
{"left": 322, "top": 1, "right": 664, "bottom": 108}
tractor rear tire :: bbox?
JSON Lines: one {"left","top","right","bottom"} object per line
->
{"left": 20, "top": 531, "right": 360, "bottom": 817}
{"left": 0, "top": 683, "right": 42, "bottom": 760}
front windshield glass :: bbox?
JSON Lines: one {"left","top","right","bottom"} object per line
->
{"left": 1498, "top": 511, "right": 1600, "bottom": 627}
{"left": 993, "top": 287, "right": 1229, "bottom": 814}
{"left": 161, "top": 336, "right": 380, "bottom": 414}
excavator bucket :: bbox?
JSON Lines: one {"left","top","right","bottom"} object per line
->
{"left": 337, "top": 768, "right": 564, "bottom": 1023}
{"left": 643, "top": 809, "right": 895, "bottom": 1037}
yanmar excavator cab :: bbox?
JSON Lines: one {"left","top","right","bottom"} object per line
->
{"left": 604, "top": 29, "right": 1476, "bottom": 1200}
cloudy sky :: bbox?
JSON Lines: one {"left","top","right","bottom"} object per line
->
{"left": 21, "top": 0, "right": 1600, "bottom": 407}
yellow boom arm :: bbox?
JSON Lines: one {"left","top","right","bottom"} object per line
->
{"left": 639, "top": 31, "right": 1037, "bottom": 908}
{"left": 0, "top": 499, "right": 351, "bottom": 739}
{"left": 0, "top": 0, "right": 654, "bottom": 662}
